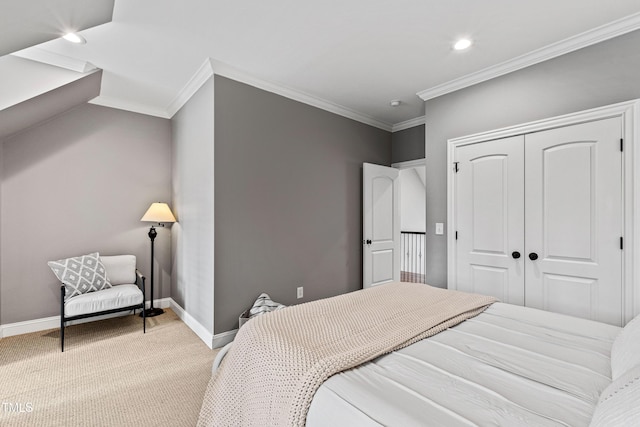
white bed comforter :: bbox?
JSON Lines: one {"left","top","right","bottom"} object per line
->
{"left": 307, "top": 303, "right": 621, "bottom": 427}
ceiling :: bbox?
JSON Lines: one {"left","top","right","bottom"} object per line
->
{"left": 4, "top": 0, "right": 640, "bottom": 131}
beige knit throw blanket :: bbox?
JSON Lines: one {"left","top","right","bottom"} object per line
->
{"left": 197, "top": 282, "right": 496, "bottom": 427}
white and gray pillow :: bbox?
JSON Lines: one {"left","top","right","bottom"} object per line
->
{"left": 249, "top": 293, "right": 286, "bottom": 318}
{"left": 48, "top": 252, "right": 111, "bottom": 300}
{"left": 590, "top": 364, "right": 640, "bottom": 426}
{"left": 610, "top": 314, "right": 640, "bottom": 380}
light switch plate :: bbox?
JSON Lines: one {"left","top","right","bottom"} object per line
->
{"left": 435, "top": 223, "right": 444, "bottom": 235}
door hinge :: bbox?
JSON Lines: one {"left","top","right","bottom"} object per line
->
{"left": 620, "top": 236, "right": 624, "bottom": 250}
{"left": 454, "top": 162, "right": 459, "bottom": 173}
{"left": 621, "top": 138, "right": 624, "bottom": 152}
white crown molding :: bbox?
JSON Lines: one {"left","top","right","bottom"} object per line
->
{"left": 166, "top": 59, "right": 214, "bottom": 118}
{"left": 418, "top": 12, "right": 640, "bottom": 101}
{"left": 392, "top": 116, "right": 425, "bottom": 132}
{"left": 11, "top": 48, "right": 97, "bottom": 74}
{"left": 89, "top": 95, "right": 171, "bottom": 118}
{"left": 208, "top": 59, "right": 393, "bottom": 132}
{"left": 160, "top": 57, "right": 395, "bottom": 132}
{"left": 85, "top": 56, "right": 395, "bottom": 131}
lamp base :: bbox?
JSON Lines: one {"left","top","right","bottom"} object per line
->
{"left": 140, "top": 307, "right": 164, "bottom": 317}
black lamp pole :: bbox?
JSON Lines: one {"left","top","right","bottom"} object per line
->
{"left": 143, "top": 224, "right": 164, "bottom": 317}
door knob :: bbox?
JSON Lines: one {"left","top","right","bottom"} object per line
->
{"left": 511, "top": 251, "right": 521, "bottom": 259}
{"left": 529, "top": 252, "right": 539, "bottom": 261}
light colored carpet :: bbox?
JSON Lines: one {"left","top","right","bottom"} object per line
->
{"left": 0, "top": 309, "right": 218, "bottom": 426}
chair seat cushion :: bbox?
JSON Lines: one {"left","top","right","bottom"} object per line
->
{"left": 65, "top": 284, "right": 143, "bottom": 317}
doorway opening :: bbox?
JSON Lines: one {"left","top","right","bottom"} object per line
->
{"left": 396, "top": 161, "right": 426, "bottom": 283}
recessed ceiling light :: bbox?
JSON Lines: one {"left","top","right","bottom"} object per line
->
{"left": 390, "top": 100, "right": 401, "bottom": 107}
{"left": 453, "top": 38, "right": 472, "bottom": 51}
{"left": 62, "top": 32, "right": 87, "bottom": 44}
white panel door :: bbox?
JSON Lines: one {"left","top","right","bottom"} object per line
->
{"left": 454, "top": 136, "right": 525, "bottom": 304}
{"left": 525, "top": 118, "right": 623, "bottom": 325}
{"left": 363, "top": 163, "right": 400, "bottom": 288}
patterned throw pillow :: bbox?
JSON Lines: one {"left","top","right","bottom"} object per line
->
{"left": 48, "top": 252, "right": 112, "bottom": 300}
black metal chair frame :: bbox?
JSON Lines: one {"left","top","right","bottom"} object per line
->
{"left": 60, "top": 270, "right": 146, "bottom": 352}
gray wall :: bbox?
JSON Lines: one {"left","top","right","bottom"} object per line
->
{"left": 0, "top": 68, "right": 102, "bottom": 140}
{"left": 424, "top": 29, "right": 640, "bottom": 288}
{"left": 214, "top": 75, "right": 391, "bottom": 333}
{"left": 0, "top": 104, "right": 172, "bottom": 324}
{"left": 391, "top": 124, "right": 425, "bottom": 163}
{"left": 171, "top": 77, "right": 215, "bottom": 334}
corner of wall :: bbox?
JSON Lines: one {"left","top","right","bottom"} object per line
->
{"left": 0, "top": 138, "right": 3, "bottom": 328}
{"left": 167, "top": 59, "right": 214, "bottom": 119}
{"left": 170, "top": 71, "right": 215, "bottom": 337}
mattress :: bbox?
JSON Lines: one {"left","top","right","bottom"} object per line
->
{"left": 306, "top": 302, "right": 621, "bottom": 426}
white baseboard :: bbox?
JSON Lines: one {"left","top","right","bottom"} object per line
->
{"left": 168, "top": 299, "right": 214, "bottom": 349}
{"left": 167, "top": 299, "right": 236, "bottom": 349}
{"left": 212, "top": 329, "right": 237, "bottom": 349}
{"left": 147, "top": 298, "right": 171, "bottom": 310}
{"left": 0, "top": 315, "right": 60, "bottom": 338}
{"left": 0, "top": 297, "right": 233, "bottom": 352}
{"left": 0, "top": 297, "right": 171, "bottom": 339}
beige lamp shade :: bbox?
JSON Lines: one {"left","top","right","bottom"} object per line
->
{"left": 141, "top": 202, "right": 176, "bottom": 223}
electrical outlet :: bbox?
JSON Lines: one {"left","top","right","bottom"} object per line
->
{"left": 297, "top": 286, "right": 304, "bottom": 299}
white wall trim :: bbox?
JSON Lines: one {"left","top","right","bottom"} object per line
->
{"left": 89, "top": 95, "right": 171, "bottom": 119}
{"left": 392, "top": 116, "right": 425, "bottom": 133}
{"left": 208, "top": 59, "right": 393, "bottom": 132}
{"left": 212, "top": 329, "right": 238, "bottom": 349}
{"left": 0, "top": 298, "right": 235, "bottom": 349}
{"left": 89, "top": 57, "right": 394, "bottom": 131}
{"left": 0, "top": 315, "right": 59, "bottom": 338}
{"left": 168, "top": 299, "right": 214, "bottom": 349}
{"left": 146, "top": 298, "right": 171, "bottom": 310}
{"left": 447, "top": 99, "right": 640, "bottom": 324}
{"left": 391, "top": 158, "right": 426, "bottom": 169}
{"left": 418, "top": 12, "right": 640, "bottom": 101}
{"left": 166, "top": 59, "right": 215, "bottom": 118}
{"left": 0, "top": 297, "right": 171, "bottom": 339}
{"left": 12, "top": 48, "right": 98, "bottom": 74}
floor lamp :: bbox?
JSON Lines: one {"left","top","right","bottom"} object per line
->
{"left": 140, "top": 202, "right": 176, "bottom": 317}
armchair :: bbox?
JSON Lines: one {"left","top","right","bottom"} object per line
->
{"left": 58, "top": 255, "right": 146, "bottom": 352}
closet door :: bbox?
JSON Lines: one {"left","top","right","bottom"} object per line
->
{"left": 524, "top": 118, "right": 623, "bottom": 325}
{"left": 454, "top": 136, "right": 525, "bottom": 304}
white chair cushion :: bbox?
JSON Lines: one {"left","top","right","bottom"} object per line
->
{"left": 100, "top": 255, "right": 136, "bottom": 286}
{"left": 65, "top": 285, "right": 143, "bottom": 316}
{"left": 611, "top": 314, "right": 640, "bottom": 380}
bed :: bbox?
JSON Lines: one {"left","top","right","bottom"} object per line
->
{"left": 199, "top": 282, "right": 640, "bottom": 426}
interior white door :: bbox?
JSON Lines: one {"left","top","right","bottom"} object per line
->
{"left": 524, "top": 118, "right": 623, "bottom": 325}
{"left": 454, "top": 136, "right": 525, "bottom": 304}
{"left": 363, "top": 163, "right": 400, "bottom": 288}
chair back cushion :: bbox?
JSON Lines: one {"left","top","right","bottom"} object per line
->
{"left": 100, "top": 255, "right": 137, "bottom": 285}
{"left": 48, "top": 252, "right": 111, "bottom": 300}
